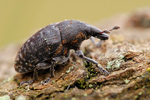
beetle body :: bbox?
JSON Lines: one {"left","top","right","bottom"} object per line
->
{"left": 15, "top": 20, "right": 110, "bottom": 85}
{"left": 15, "top": 23, "right": 62, "bottom": 73}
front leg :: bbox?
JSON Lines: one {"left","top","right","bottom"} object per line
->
{"left": 90, "top": 37, "right": 103, "bottom": 47}
{"left": 75, "top": 50, "right": 109, "bottom": 75}
{"left": 41, "top": 56, "right": 69, "bottom": 85}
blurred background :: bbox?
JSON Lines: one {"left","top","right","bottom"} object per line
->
{"left": 0, "top": 0, "right": 150, "bottom": 47}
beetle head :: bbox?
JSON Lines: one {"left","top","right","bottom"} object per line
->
{"left": 94, "top": 31, "right": 109, "bottom": 40}
{"left": 90, "top": 26, "right": 109, "bottom": 40}
{"left": 90, "top": 25, "right": 120, "bottom": 40}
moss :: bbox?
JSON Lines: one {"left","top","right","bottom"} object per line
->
{"left": 75, "top": 79, "right": 87, "bottom": 89}
{"left": 84, "top": 61, "right": 98, "bottom": 78}
{"left": 75, "top": 60, "right": 100, "bottom": 89}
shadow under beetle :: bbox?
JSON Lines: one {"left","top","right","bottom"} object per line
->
{"left": 14, "top": 20, "right": 120, "bottom": 86}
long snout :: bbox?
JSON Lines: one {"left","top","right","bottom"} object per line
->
{"left": 99, "top": 33, "right": 109, "bottom": 40}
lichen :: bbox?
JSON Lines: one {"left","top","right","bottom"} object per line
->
{"left": 106, "top": 55, "right": 125, "bottom": 70}
{"left": 0, "top": 95, "right": 11, "bottom": 100}
{"left": 0, "top": 76, "right": 14, "bottom": 85}
{"left": 16, "top": 95, "right": 26, "bottom": 100}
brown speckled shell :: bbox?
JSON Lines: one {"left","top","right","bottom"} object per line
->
{"left": 15, "top": 23, "right": 61, "bottom": 74}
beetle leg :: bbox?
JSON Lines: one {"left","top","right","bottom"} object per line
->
{"left": 37, "top": 62, "right": 51, "bottom": 70}
{"left": 33, "top": 67, "right": 38, "bottom": 81}
{"left": 20, "top": 80, "right": 34, "bottom": 86}
{"left": 96, "top": 41, "right": 103, "bottom": 47}
{"left": 37, "top": 62, "right": 56, "bottom": 78}
{"left": 90, "top": 37, "right": 103, "bottom": 47}
{"left": 36, "top": 62, "right": 52, "bottom": 85}
{"left": 75, "top": 50, "right": 109, "bottom": 75}
{"left": 52, "top": 56, "right": 69, "bottom": 65}
{"left": 90, "top": 37, "right": 97, "bottom": 46}
{"left": 50, "top": 56, "right": 69, "bottom": 78}
{"left": 41, "top": 63, "right": 55, "bottom": 85}
{"left": 50, "top": 56, "right": 69, "bottom": 77}
{"left": 50, "top": 64, "right": 54, "bottom": 78}
{"left": 20, "top": 67, "right": 37, "bottom": 86}
{"left": 41, "top": 56, "right": 69, "bottom": 85}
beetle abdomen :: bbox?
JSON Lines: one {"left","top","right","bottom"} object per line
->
{"left": 15, "top": 24, "right": 61, "bottom": 74}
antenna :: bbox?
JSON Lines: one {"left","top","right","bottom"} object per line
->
{"left": 100, "top": 26, "right": 120, "bottom": 34}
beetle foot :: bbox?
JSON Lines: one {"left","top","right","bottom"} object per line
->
{"left": 41, "top": 77, "right": 51, "bottom": 85}
{"left": 96, "top": 64, "right": 110, "bottom": 76}
{"left": 20, "top": 80, "right": 34, "bottom": 86}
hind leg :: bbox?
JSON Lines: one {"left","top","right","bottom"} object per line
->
{"left": 20, "top": 67, "right": 38, "bottom": 86}
{"left": 20, "top": 56, "right": 69, "bottom": 86}
{"left": 20, "top": 63, "right": 52, "bottom": 86}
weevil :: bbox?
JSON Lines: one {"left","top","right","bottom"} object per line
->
{"left": 14, "top": 20, "right": 120, "bottom": 86}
